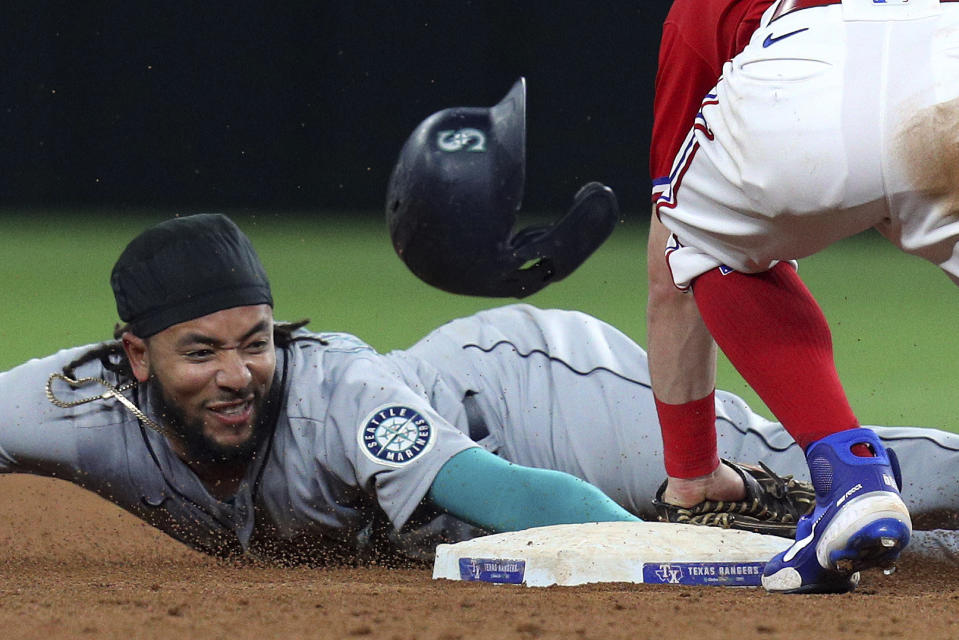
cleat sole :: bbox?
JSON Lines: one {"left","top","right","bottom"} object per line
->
{"left": 816, "top": 492, "right": 911, "bottom": 571}
{"left": 826, "top": 518, "right": 910, "bottom": 573}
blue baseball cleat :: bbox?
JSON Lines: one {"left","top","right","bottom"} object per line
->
{"left": 762, "top": 428, "right": 912, "bottom": 594}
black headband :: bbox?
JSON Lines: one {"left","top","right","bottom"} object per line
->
{"left": 111, "top": 214, "right": 273, "bottom": 337}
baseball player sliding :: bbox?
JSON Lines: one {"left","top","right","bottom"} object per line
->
{"left": 648, "top": 0, "right": 959, "bottom": 593}
{"left": 2, "top": 214, "right": 958, "bottom": 569}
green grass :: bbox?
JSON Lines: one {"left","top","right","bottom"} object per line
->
{"left": 1, "top": 209, "right": 955, "bottom": 433}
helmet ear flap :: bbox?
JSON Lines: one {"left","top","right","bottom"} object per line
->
{"left": 385, "top": 78, "right": 618, "bottom": 298}
{"left": 502, "top": 182, "right": 620, "bottom": 297}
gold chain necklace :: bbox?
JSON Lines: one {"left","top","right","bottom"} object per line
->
{"left": 45, "top": 372, "right": 173, "bottom": 438}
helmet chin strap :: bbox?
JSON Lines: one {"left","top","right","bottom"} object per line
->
{"left": 45, "top": 372, "right": 173, "bottom": 438}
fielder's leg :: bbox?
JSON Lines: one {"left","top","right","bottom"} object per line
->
{"left": 692, "top": 266, "right": 911, "bottom": 593}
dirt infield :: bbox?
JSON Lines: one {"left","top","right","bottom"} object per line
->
{"left": 1, "top": 475, "right": 957, "bottom": 640}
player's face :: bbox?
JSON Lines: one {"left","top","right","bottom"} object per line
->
{"left": 130, "top": 305, "right": 276, "bottom": 463}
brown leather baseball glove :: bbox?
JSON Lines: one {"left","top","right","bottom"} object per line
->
{"left": 652, "top": 460, "right": 816, "bottom": 538}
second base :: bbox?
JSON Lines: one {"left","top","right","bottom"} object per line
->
{"left": 432, "top": 521, "right": 791, "bottom": 587}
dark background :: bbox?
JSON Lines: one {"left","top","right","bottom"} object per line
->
{"left": 3, "top": 2, "right": 670, "bottom": 217}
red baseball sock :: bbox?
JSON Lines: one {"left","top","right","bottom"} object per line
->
{"left": 655, "top": 391, "right": 720, "bottom": 478}
{"left": 691, "top": 263, "right": 858, "bottom": 450}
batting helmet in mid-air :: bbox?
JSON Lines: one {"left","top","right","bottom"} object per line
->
{"left": 385, "top": 78, "right": 620, "bottom": 298}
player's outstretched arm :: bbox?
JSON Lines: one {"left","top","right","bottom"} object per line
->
{"left": 646, "top": 212, "right": 717, "bottom": 404}
{"left": 427, "top": 448, "right": 640, "bottom": 532}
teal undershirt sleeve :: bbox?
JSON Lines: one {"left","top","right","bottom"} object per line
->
{"left": 427, "top": 447, "right": 641, "bottom": 532}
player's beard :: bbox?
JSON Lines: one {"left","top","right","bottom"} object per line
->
{"left": 147, "top": 375, "right": 268, "bottom": 465}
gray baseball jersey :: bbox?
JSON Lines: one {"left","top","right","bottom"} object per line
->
{"left": 1, "top": 304, "right": 957, "bottom": 563}
{"left": 406, "top": 304, "right": 959, "bottom": 527}
{"left": 0, "top": 329, "right": 479, "bottom": 563}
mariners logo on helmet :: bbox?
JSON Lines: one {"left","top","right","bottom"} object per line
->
{"left": 437, "top": 128, "right": 487, "bottom": 152}
{"left": 386, "top": 77, "right": 621, "bottom": 298}
{"left": 359, "top": 405, "right": 434, "bottom": 467}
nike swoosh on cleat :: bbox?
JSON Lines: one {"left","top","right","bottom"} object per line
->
{"left": 763, "top": 28, "right": 810, "bottom": 48}
{"left": 783, "top": 513, "right": 822, "bottom": 562}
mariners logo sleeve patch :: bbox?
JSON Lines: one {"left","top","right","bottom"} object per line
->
{"left": 358, "top": 405, "right": 435, "bottom": 467}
